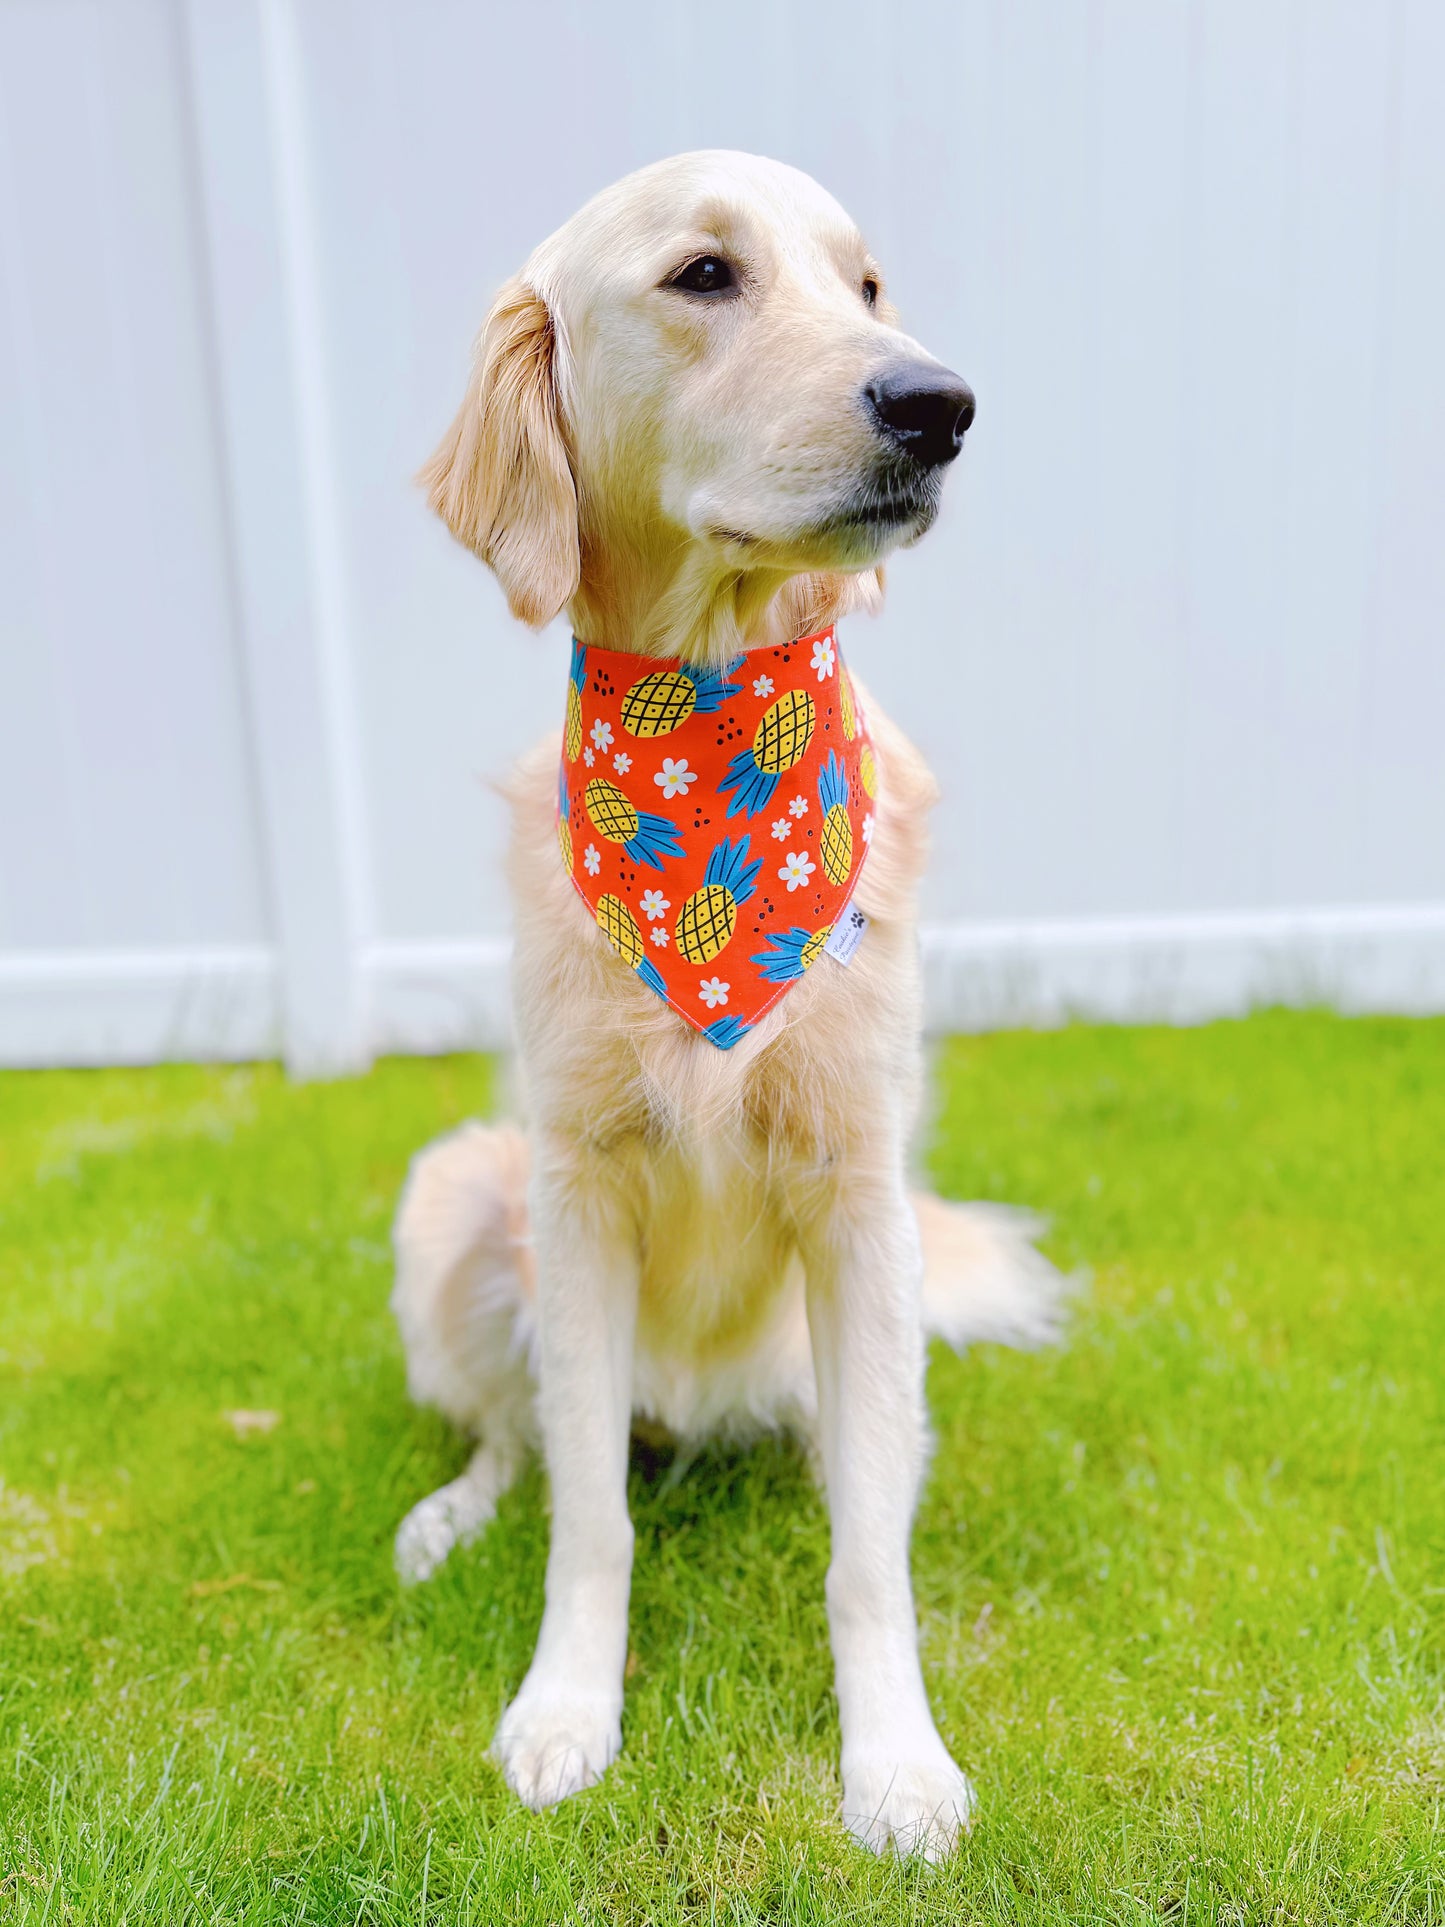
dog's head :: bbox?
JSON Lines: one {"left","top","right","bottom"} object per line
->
{"left": 423, "top": 151, "right": 973, "bottom": 657}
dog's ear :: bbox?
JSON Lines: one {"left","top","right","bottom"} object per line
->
{"left": 419, "top": 277, "right": 580, "bottom": 627}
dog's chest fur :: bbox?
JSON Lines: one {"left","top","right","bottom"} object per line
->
{"left": 501, "top": 686, "right": 936, "bottom": 1430}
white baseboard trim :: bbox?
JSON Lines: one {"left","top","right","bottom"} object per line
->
{"left": 357, "top": 938, "right": 513, "bottom": 1057}
{"left": 921, "top": 902, "right": 1445, "bottom": 1031}
{"left": 3, "top": 905, "right": 1443, "bottom": 1069}
{"left": 359, "top": 903, "right": 1445, "bottom": 1054}
{"left": 0, "top": 946, "right": 281, "bottom": 1067}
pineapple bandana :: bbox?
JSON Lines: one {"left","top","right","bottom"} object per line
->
{"left": 557, "top": 625, "right": 877, "bottom": 1048}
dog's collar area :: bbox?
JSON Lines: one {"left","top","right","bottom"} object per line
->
{"left": 556, "top": 625, "right": 876, "bottom": 1049}
{"left": 566, "top": 632, "right": 823, "bottom": 667}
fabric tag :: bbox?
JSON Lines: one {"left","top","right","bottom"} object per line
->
{"left": 824, "top": 904, "right": 869, "bottom": 966}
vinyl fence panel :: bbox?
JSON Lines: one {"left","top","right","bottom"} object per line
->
{"left": 2, "top": 0, "right": 1442, "bottom": 1070}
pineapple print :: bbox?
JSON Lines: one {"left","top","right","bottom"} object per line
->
{"left": 584, "top": 778, "right": 684, "bottom": 871}
{"left": 596, "top": 894, "right": 668, "bottom": 998}
{"left": 555, "top": 624, "right": 876, "bottom": 1050}
{"left": 859, "top": 742, "right": 878, "bottom": 799}
{"left": 718, "top": 688, "right": 816, "bottom": 818}
{"left": 674, "top": 837, "right": 761, "bottom": 964}
{"left": 703, "top": 1014, "right": 752, "bottom": 1049}
{"left": 801, "top": 926, "right": 832, "bottom": 970}
{"left": 620, "top": 657, "right": 742, "bottom": 737}
{"left": 839, "top": 669, "right": 857, "bottom": 741}
{"left": 557, "top": 768, "right": 573, "bottom": 873}
{"left": 817, "top": 751, "right": 853, "bottom": 885}
{"left": 564, "top": 643, "right": 587, "bottom": 760}
{"left": 751, "top": 924, "right": 833, "bottom": 983}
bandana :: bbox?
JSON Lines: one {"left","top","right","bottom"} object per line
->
{"left": 556, "top": 625, "right": 877, "bottom": 1048}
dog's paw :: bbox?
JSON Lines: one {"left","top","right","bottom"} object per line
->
{"left": 841, "top": 1744, "right": 977, "bottom": 1862}
{"left": 394, "top": 1489, "right": 469, "bottom": 1585}
{"left": 493, "top": 1685, "right": 621, "bottom": 1809}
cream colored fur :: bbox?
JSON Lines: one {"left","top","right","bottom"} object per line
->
{"left": 395, "top": 151, "right": 1064, "bottom": 1860}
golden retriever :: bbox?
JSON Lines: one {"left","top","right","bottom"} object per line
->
{"left": 392, "top": 150, "right": 1063, "bottom": 1859}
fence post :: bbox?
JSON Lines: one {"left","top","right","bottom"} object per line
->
{"left": 182, "top": 0, "right": 371, "bottom": 1076}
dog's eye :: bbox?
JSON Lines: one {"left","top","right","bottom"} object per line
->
{"left": 668, "top": 256, "right": 735, "bottom": 296}
{"left": 862, "top": 278, "right": 880, "bottom": 309}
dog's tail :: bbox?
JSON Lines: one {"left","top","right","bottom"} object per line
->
{"left": 913, "top": 1192, "right": 1070, "bottom": 1354}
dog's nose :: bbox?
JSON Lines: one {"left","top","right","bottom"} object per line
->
{"left": 863, "top": 362, "right": 975, "bottom": 467}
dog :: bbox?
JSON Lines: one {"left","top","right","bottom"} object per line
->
{"left": 392, "top": 151, "right": 1064, "bottom": 1860}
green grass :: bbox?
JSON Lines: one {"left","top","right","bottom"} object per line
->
{"left": 1, "top": 1014, "right": 1442, "bottom": 1924}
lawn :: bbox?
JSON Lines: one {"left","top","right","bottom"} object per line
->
{"left": 1, "top": 1013, "right": 1442, "bottom": 1925}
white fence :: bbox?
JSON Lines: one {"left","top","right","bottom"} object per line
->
{"left": 3, "top": 0, "right": 1443, "bottom": 1074}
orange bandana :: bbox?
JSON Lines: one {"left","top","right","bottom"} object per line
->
{"left": 557, "top": 626, "right": 877, "bottom": 1047}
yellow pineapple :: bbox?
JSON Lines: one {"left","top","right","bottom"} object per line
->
{"left": 752, "top": 923, "right": 833, "bottom": 981}
{"left": 757, "top": 688, "right": 814, "bottom": 771}
{"left": 620, "top": 658, "right": 741, "bottom": 737}
{"left": 557, "top": 769, "right": 573, "bottom": 873}
{"left": 817, "top": 752, "right": 853, "bottom": 885}
{"left": 596, "top": 894, "right": 669, "bottom": 999}
{"left": 674, "top": 837, "right": 760, "bottom": 965}
{"left": 596, "top": 893, "right": 645, "bottom": 966}
{"left": 564, "top": 644, "right": 587, "bottom": 760}
{"left": 719, "top": 688, "right": 816, "bottom": 817}
{"left": 584, "top": 778, "right": 638, "bottom": 844}
{"left": 839, "top": 669, "right": 857, "bottom": 741}
{"left": 859, "top": 742, "right": 877, "bottom": 799}
{"left": 584, "top": 778, "right": 684, "bottom": 871}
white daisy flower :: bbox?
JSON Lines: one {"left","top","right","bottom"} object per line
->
{"left": 698, "top": 976, "right": 730, "bottom": 1009}
{"left": 752, "top": 674, "right": 774, "bottom": 697}
{"left": 770, "top": 817, "right": 791, "bottom": 841}
{"left": 811, "top": 635, "right": 836, "bottom": 681}
{"left": 862, "top": 811, "right": 875, "bottom": 845}
{"left": 582, "top": 747, "right": 595, "bottom": 767}
{"left": 654, "top": 757, "right": 695, "bottom": 798}
{"left": 788, "top": 796, "right": 808, "bottom": 818}
{"left": 779, "top": 850, "right": 815, "bottom": 892}
{"left": 640, "top": 888, "right": 670, "bottom": 921}
{"left": 591, "top": 719, "right": 614, "bottom": 751}
{"left": 613, "top": 751, "right": 632, "bottom": 774}
{"left": 650, "top": 926, "right": 670, "bottom": 947}
{"left": 583, "top": 843, "right": 601, "bottom": 876}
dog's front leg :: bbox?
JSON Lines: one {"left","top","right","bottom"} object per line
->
{"left": 803, "top": 1174, "right": 976, "bottom": 1861}
{"left": 492, "top": 1165, "right": 636, "bottom": 1808}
